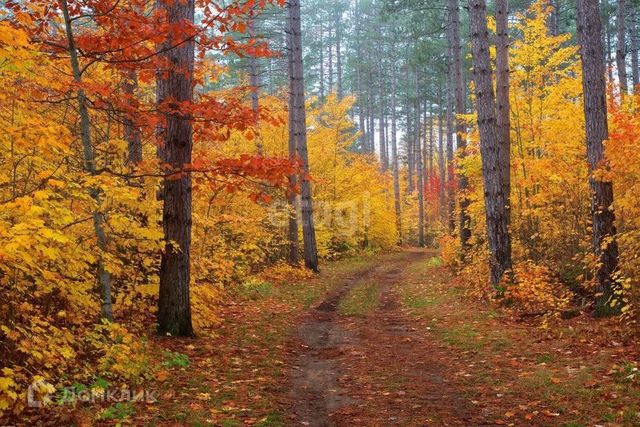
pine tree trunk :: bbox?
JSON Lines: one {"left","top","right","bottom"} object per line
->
{"left": 391, "top": 61, "right": 402, "bottom": 244}
{"left": 496, "top": 0, "right": 512, "bottom": 251}
{"left": 607, "top": 20, "right": 615, "bottom": 83}
{"left": 369, "top": 88, "right": 375, "bottom": 152}
{"left": 428, "top": 101, "right": 435, "bottom": 199}
{"left": 416, "top": 92, "right": 425, "bottom": 247}
{"left": 61, "top": 0, "right": 113, "bottom": 322}
{"left": 319, "top": 24, "right": 325, "bottom": 98}
{"left": 549, "top": 0, "right": 560, "bottom": 36}
{"left": 380, "top": 82, "right": 388, "bottom": 170}
{"left": 577, "top": 0, "right": 621, "bottom": 316}
{"left": 446, "top": 55, "right": 456, "bottom": 235}
{"left": 616, "top": 0, "right": 628, "bottom": 94}
{"left": 155, "top": 0, "right": 195, "bottom": 336}
{"left": 328, "top": 26, "right": 334, "bottom": 93}
{"left": 469, "top": 0, "right": 512, "bottom": 287}
{"left": 358, "top": 102, "right": 366, "bottom": 150}
{"left": 335, "top": 6, "right": 343, "bottom": 99}
{"left": 438, "top": 85, "right": 446, "bottom": 226}
{"left": 287, "top": 22, "right": 300, "bottom": 265}
{"left": 422, "top": 97, "right": 429, "bottom": 221}
{"left": 288, "top": 0, "right": 319, "bottom": 272}
{"left": 450, "top": 0, "right": 471, "bottom": 248}
{"left": 630, "top": 8, "right": 640, "bottom": 89}
{"left": 407, "top": 104, "right": 414, "bottom": 194}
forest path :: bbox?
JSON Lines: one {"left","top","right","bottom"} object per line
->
{"left": 284, "top": 249, "right": 478, "bottom": 426}
{"left": 117, "top": 248, "right": 639, "bottom": 427}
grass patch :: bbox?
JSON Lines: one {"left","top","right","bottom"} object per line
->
{"left": 254, "top": 411, "right": 285, "bottom": 426}
{"left": 99, "top": 402, "right": 135, "bottom": 421}
{"left": 238, "top": 279, "right": 274, "bottom": 301}
{"left": 405, "top": 256, "right": 441, "bottom": 274}
{"left": 403, "top": 294, "right": 440, "bottom": 310}
{"left": 162, "top": 351, "right": 190, "bottom": 368}
{"left": 438, "top": 323, "right": 484, "bottom": 351}
{"left": 339, "top": 281, "right": 381, "bottom": 316}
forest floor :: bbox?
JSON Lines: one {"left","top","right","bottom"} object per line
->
{"left": 54, "top": 249, "right": 639, "bottom": 426}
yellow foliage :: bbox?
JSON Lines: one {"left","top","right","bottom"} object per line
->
{"left": 457, "top": 1, "right": 591, "bottom": 309}
{"left": 504, "top": 261, "right": 572, "bottom": 316}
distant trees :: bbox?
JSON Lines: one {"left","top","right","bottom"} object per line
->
{"left": 448, "top": 0, "right": 471, "bottom": 248}
{"left": 616, "top": 0, "right": 629, "bottom": 94}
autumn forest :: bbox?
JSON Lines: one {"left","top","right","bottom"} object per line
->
{"left": 2, "top": 0, "right": 640, "bottom": 425}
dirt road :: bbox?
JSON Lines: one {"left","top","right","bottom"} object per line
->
{"left": 286, "top": 250, "right": 480, "bottom": 426}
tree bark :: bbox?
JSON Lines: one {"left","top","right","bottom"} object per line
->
{"left": 450, "top": 0, "right": 471, "bottom": 248}
{"left": 630, "top": 7, "right": 639, "bottom": 90}
{"left": 446, "top": 53, "right": 456, "bottom": 235}
{"left": 380, "top": 79, "right": 388, "bottom": 171}
{"left": 288, "top": 0, "right": 319, "bottom": 272}
{"left": 428, "top": 100, "right": 435, "bottom": 199}
{"left": 391, "top": 59, "right": 402, "bottom": 244}
{"left": 616, "top": 0, "right": 629, "bottom": 94}
{"left": 415, "top": 88, "right": 425, "bottom": 247}
{"left": 61, "top": 0, "right": 113, "bottom": 322}
{"left": 438, "top": 84, "right": 446, "bottom": 226}
{"left": 469, "top": 0, "right": 512, "bottom": 286}
{"left": 335, "top": 5, "right": 343, "bottom": 99}
{"left": 319, "top": 24, "right": 325, "bottom": 98}
{"left": 287, "top": 23, "right": 300, "bottom": 265}
{"left": 495, "top": 0, "right": 512, "bottom": 249}
{"left": 123, "top": 71, "right": 142, "bottom": 166}
{"left": 607, "top": 17, "right": 615, "bottom": 83}
{"left": 155, "top": 0, "right": 195, "bottom": 336}
{"left": 407, "top": 103, "right": 414, "bottom": 194}
{"left": 549, "top": 0, "right": 560, "bottom": 36}
{"left": 328, "top": 26, "right": 334, "bottom": 93}
{"left": 577, "top": 0, "right": 621, "bottom": 315}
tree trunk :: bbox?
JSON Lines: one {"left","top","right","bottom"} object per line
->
{"left": 123, "top": 71, "right": 142, "bottom": 166}
{"left": 630, "top": 7, "right": 639, "bottom": 90}
{"left": 423, "top": 97, "right": 429, "bottom": 216}
{"left": 607, "top": 19, "right": 615, "bottom": 83}
{"left": 328, "top": 26, "right": 334, "bottom": 94}
{"left": 391, "top": 60, "right": 402, "bottom": 244}
{"left": 155, "top": 0, "right": 195, "bottom": 336}
{"left": 288, "top": 0, "right": 319, "bottom": 272}
{"left": 577, "top": 0, "right": 621, "bottom": 315}
{"left": 469, "top": 0, "right": 512, "bottom": 287}
{"left": 358, "top": 100, "right": 366, "bottom": 150}
{"left": 495, "top": 0, "right": 512, "bottom": 251}
{"left": 616, "top": 0, "right": 628, "bottom": 94}
{"left": 319, "top": 24, "right": 325, "bottom": 98}
{"left": 380, "top": 80, "right": 388, "bottom": 170}
{"left": 61, "top": 0, "right": 113, "bottom": 322}
{"left": 446, "top": 54, "right": 456, "bottom": 235}
{"left": 407, "top": 104, "right": 414, "bottom": 194}
{"left": 416, "top": 90, "right": 425, "bottom": 247}
{"left": 438, "top": 84, "right": 446, "bottom": 225}
{"left": 287, "top": 23, "right": 300, "bottom": 265}
{"left": 450, "top": 0, "right": 471, "bottom": 248}
{"left": 549, "top": 0, "right": 560, "bottom": 36}
{"left": 335, "top": 6, "right": 343, "bottom": 99}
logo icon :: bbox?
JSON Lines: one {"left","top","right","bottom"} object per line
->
{"left": 27, "top": 378, "right": 56, "bottom": 408}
